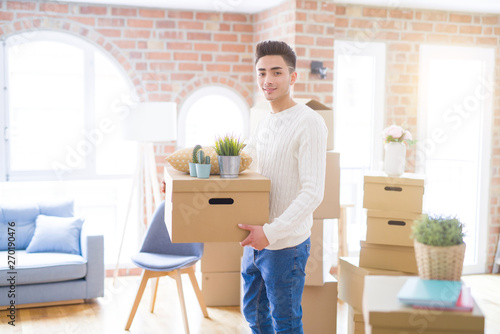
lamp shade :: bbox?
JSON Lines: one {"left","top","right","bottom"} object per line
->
{"left": 121, "top": 102, "right": 177, "bottom": 142}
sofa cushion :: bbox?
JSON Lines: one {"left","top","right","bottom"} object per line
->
{"left": 0, "top": 251, "right": 87, "bottom": 286}
{"left": 26, "top": 215, "right": 84, "bottom": 255}
{"left": 0, "top": 203, "right": 39, "bottom": 251}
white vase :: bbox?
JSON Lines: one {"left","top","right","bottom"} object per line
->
{"left": 383, "top": 142, "right": 406, "bottom": 177}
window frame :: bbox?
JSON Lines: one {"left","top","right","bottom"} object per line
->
{"left": 177, "top": 85, "right": 250, "bottom": 149}
{"left": 1, "top": 30, "right": 135, "bottom": 182}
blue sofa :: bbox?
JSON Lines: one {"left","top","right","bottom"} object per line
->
{"left": 0, "top": 200, "right": 104, "bottom": 307}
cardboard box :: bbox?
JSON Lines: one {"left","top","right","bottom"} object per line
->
{"left": 348, "top": 305, "right": 365, "bottom": 334}
{"left": 363, "top": 276, "right": 484, "bottom": 334}
{"left": 363, "top": 172, "right": 425, "bottom": 213}
{"left": 201, "top": 242, "right": 243, "bottom": 273}
{"left": 305, "top": 219, "right": 335, "bottom": 286}
{"left": 366, "top": 210, "right": 421, "bottom": 247}
{"left": 338, "top": 257, "right": 413, "bottom": 311}
{"left": 302, "top": 275, "right": 337, "bottom": 334}
{"left": 359, "top": 241, "right": 418, "bottom": 274}
{"left": 314, "top": 151, "right": 341, "bottom": 219}
{"left": 250, "top": 98, "right": 334, "bottom": 150}
{"left": 202, "top": 271, "right": 240, "bottom": 307}
{"left": 164, "top": 167, "right": 270, "bottom": 242}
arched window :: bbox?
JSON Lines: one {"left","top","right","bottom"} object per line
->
{"left": 178, "top": 86, "right": 249, "bottom": 148}
{"left": 1, "top": 31, "right": 137, "bottom": 181}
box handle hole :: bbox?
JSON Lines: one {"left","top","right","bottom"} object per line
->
{"left": 388, "top": 220, "right": 406, "bottom": 226}
{"left": 384, "top": 186, "right": 403, "bottom": 192}
{"left": 208, "top": 198, "right": 234, "bottom": 205}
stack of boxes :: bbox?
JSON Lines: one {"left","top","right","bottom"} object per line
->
{"left": 339, "top": 172, "right": 425, "bottom": 333}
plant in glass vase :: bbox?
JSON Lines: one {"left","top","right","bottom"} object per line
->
{"left": 382, "top": 124, "right": 416, "bottom": 177}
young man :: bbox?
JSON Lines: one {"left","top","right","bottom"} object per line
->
{"left": 238, "top": 40, "right": 327, "bottom": 334}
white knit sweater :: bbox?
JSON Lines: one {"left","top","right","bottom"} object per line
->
{"left": 246, "top": 103, "right": 328, "bottom": 250}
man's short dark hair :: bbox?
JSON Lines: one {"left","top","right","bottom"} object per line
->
{"left": 255, "top": 40, "right": 296, "bottom": 72}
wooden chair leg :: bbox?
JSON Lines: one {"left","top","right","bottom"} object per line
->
{"left": 186, "top": 266, "right": 209, "bottom": 318}
{"left": 125, "top": 270, "right": 152, "bottom": 330}
{"left": 150, "top": 277, "right": 160, "bottom": 313}
{"left": 173, "top": 269, "right": 190, "bottom": 334}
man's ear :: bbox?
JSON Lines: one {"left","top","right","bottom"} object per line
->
{"left": 290, "top": 71, "right": 298, "bottom": 86}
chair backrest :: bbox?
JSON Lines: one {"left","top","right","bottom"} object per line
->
{"left": 140, "top": 201, "right": 203, "bottom": 258}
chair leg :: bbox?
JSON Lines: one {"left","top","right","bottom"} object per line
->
{"left": 125, "top": 270, "right": 152, "bottom": 330}
{"left": 186, "top": 266, "right": 209, "bottom": 318}
{"left": 150, "top": 277, "right": 160, "bottom": 313}
{"left": 173, "top": 269, "right": 190, "bottom": 334}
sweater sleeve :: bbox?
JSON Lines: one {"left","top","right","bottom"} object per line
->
{"left": 262, "top": 114, "right": 328, "bottom": 245}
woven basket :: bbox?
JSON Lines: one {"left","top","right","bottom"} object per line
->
{"left": 414, "top": 240, "right": 466, "bottom": 281}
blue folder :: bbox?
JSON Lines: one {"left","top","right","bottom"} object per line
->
{"left": 397, "top": 277, "right": 462, "bottom": 307}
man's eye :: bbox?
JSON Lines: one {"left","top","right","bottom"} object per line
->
{"left": 258, "top": 73, "right": 264, "bottom": 77}
{"left": 274, "top": 72, "right": 281, "bottom": 75}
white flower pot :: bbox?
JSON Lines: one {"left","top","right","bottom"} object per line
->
{"left": 383, "top": 142, "right": 406, "bottom": 177}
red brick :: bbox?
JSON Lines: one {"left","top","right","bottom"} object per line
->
{"left": 173, "top": 52, "right": 198, "bottom": 61}
{"left": 167, "top": 42, "right": 192, "bottom": 50}
{"left": 305, "top": 24, "right": 325, "bottom": 34}
{"left": 187, "top": 32, "right": 211, "bottom": 41}
{"left": 296, "top": 35, "right": 315, "bottom": 45}
{"left": 40, "top": 3, "right": 68, "bottom": 13}
{"left": 96, "top": 29, "right": 121, "bottom": 37}
{"left": 363, "top": 8, "right": 387, "bottom": 18}
{"left": 450, "top": 14, "right": 471, "bottom": 23}
{"left": 423, "top": 12, "right": 447, "bottom": 21}
{"left": 168, "top": 11, "right": 193, "bottom": 19}
{"left": 157, "top": 20, "right": 176, "bottom": 29}
{"left": 484, "top": 27, "right": 493, "bottom": 35}
{"left": 115, "top": 40, "right": 136, "bottom": 49}
{"left": 388, "top": 43, "right": 412, "bottom": 52}
{"left": 412, "top": 22, "right": 433, "bottom": 31}
{"left": 495, "top": 27, "right": 500, "bottom": 35}
{"left": 310, "top": 48, "right": 333, "bottom": 58}
{"left": 171, "top": 73, "right": 195, "bottom": 81}
{"left": 335, "top": 18, "right": 348, "bottom": 28}
{"left": 317, "top": 37, "right": 334, "bottom": 47}
{"left": 477, "top": 37, "right": 498, "bottom": 45}
{"left": 459, "top": 25, "right": 482, "bottom": 34}
{"left": 98, "top": 18, "right": 125, "bottom": 27}
{"left": 402, "top": 33, "right": 425, "bottom": 42}
{"left": 112, "top": 8, "right": 137, "bottom": 16}
{"left": 139, "top": 9, "right": 165, "bottom": 18}
{"left": 312, "top": 13, "right": 335, "bottom": 22}
{"left": 201, "top": 54, "right": 212, "bottom": 62}
{"left": 207, "top": 64, "right": 230, "bottom": 72}
{"left": 124, "top": 30, "right": 150, "bottom": 38}
{"left": 214, "top": 33, "right": 238, "bottom": 42}
{"left": 0, "top": 11, "right": 14, "bottom": 20}
{"left": 179, "top": 63, "right": 203, "bottom": 71}
{"left": 7, "top": 1, "right": 36, "bottom": 10}
{"left": 216, "top": 54, "right": 239, "bottom": 62}
{"left": 234, "top": 24, "right": 253, "bottom": 33}
{"left": 389, "top": 10, "right": 413, "bottom": 19}
{"left": 336, "top": 5, "right": 346, "bottom": 15}
{"left": 435, "top": 23, "right": 457, "bottom": 33}
{"left": 196, "top": 12, "right": 220, "bottom": 21}
{"left": 321, "top": 2, "right": 335, "bottom": 12}
{"left": 391, "top": 85, "right": 414, "bottom": 94}
{"left": 451, "top": 35, "right": 474, "bottom": 44}
{"left": 426, "top": 34, "right": 450, "bottom": 43}
{"left": 128, "top": 52, "right": 142, "bottom": 59}
{"left": 127, "top": 19, "right": 154, "bottom": 28}
{"left": 483, "top": 16, "right": 499, "bottom": 25}
{"left": 194, "top": 43, "right": 219, "bottom": 52}
{"left": 223, "top": 13, "right": 248, "bottom": 22}
{"left": 377, "top": 31, "right": 400, "bottom": 40}
{"left": 222, "top": 44, "right": 245, "bottom": 52}
{"left": 80, "top": 6, "right": 107, "bottom": 15}
{"left": 350, "top": 19, "right": 374, "bottom": 29}
{"left": 297, "top": 1, "right": 318, "bottom": 10}
{"left": 146, "top": 52, "right": 171, "bottom": 60}
{"left": 179, "top": 21, "right": 203, "bottom": 30}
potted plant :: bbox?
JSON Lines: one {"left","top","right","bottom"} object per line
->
{"left": 382, "top": 124, "right": 416, "bottom": 177}
{"left": 411, "top": 214, "right": 466, "bottom": 281}
{"left": 195, "top": 149, "right": 211, "bottom": 179}
{"left": 213, "top": 134, "right": 246, "bottom": 178}
{"left": 189, "top": 145, "right": 202, "bottom": 177}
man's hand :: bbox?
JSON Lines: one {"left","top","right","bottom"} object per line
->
{"left": 161, "top": 179, "right": 166, "bottom": 194}
{"left": 239, "top": 224, "right": 270, "bottom": 250}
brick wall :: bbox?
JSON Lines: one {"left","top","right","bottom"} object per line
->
{"left": 336, "top": 4, "right": 500, "bottom": 272}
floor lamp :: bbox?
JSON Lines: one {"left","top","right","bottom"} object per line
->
{"left": 113, "top": 102, "right": 177, "bottom": 284}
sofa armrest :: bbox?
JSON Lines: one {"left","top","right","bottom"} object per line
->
{"left": 81, "top": 226, "right": 104, "bottom": 299}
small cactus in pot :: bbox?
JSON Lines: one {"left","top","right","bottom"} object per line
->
{"left": 189, "top": 145, "right": 203, "bottom": 177}
{"left": 195, "top": 149, "right": 211, "bottom": 179}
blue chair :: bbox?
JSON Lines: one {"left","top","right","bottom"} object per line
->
{"left": 125, "top": 201, "right": 208, "bottom": 333}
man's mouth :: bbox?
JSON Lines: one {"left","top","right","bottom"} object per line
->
{"left": 263, "top": 87, "right": 276, "bottom": 93}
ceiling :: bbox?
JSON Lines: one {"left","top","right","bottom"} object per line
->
{"left": 60, "top": 0, "right": 500, "bottom": 14}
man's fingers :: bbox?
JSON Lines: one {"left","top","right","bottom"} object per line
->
{"left": 238, "top": 224, "right": 252, "bottom": 231}
{"left": 240, "top": 235, "right": 251, "bottom": 247}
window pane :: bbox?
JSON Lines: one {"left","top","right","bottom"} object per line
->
{"left": 94, "top": 51, "right": 137, "bottom": 175}
{"left": 185, "top": 95, "right": 245, "bottom": 147}
{"left": 8, "top": 41, "right": 85, "bottom": 171}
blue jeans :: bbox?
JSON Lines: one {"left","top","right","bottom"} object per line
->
{"left": 241, "top": 238, "right": 310, "bottom": 334}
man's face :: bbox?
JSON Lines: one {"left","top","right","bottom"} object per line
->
{"left": 256, "top": 55, "right": 297, "bottom": 103}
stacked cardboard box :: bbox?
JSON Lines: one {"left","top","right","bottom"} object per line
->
{"left": 339, "top": 172, "right": 424, "bottom": 333}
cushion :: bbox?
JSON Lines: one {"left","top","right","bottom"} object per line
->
{"left": 166, "top": 146, "right": 252, "bottom": 175}
{"left": 0, "top": 203, "right": 39, "bottom": 251}
{"left": 26, "top": 215, "right": 85, "bottom": 255}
